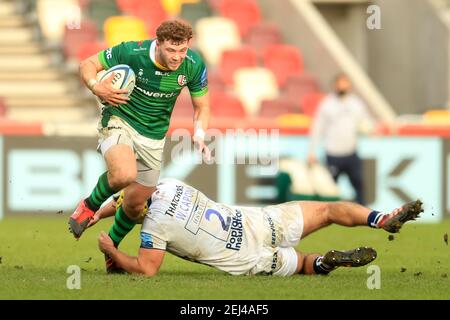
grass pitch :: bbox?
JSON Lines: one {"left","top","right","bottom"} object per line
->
{"left": 0, "top": 216, "right": 449, "bottom": 300}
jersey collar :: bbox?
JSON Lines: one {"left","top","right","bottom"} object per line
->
{"left": 149, "top": 40, "right": 170, "bottom": 71}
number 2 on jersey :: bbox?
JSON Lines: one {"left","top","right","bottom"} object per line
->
{"left": 205, "top": 209, "right": 231, "bottom": 231}
{"left": 199, "top": 208, "right": 231, "bottom": 241}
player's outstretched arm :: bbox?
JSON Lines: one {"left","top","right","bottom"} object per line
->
{"left": 192, "top": 93, "right": 211, "bottom": 161}
{"left": 98, "top": 231, "right": 165, "bottom": 276}
{"left": 86, "top": 199, "right": 117, "bottom": 228}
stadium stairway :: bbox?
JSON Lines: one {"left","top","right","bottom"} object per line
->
{"left": 0, "top": 0, "right": 97, "bottom": 125}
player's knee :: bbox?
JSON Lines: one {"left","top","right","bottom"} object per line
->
{"left": 316, "top": 202, "right": 332, "bottom": 224}
{"left": 123, "top": 200, "right": 146, "bottom": 218}
{"left": 108, "top": 171, "right": 136, "bottom": 190}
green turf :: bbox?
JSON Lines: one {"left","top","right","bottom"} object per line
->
{"left": 0, "top": 216, "right": 449, "bottom": 299}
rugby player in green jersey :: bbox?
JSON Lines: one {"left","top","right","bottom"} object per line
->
{"left": 69, "top": 20, "right": 210, "bottom": 271}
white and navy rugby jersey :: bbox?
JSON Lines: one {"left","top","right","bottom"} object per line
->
{"left": 140, "top": 178, "right": 285, "bottom": 275}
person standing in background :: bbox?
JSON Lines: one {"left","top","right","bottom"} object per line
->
{"left": 308, "top": 74, "right": 375, "bottom": 205}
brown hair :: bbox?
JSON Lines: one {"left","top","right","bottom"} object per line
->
{"left": 156, "top": 20, "right": 193, "bottom": 44}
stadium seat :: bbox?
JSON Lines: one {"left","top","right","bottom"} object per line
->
{"left": 37, "top": 0, "right": 79, "bottom": 43}
{"left": 276, "top": 114, "right": 311, "bottom": 127}
{"left": 423, "top": 109, "right": 450, "bottom": 125}
{"left": 300, "top": 92, "right": 325, "bottom": 117}
{"left": 180, "top": 0, "right": 213, "bottom": 26}
{"left": 115, "top": 0, "right": 137, "bottom": 13}
{"left": 87, "top": 0, "right": 120, "bottom": 31}
{"left": 63, "top": 19, "right": 98, "bottom": 62}
{"left": 207, "top": 71, "right": 226, "bottom": 91}
{"left": 161, "top": 0, "right": 183, "bottom": 16}
{"left": 116, "top": 0, "right": 168, "bottom": 37}
{"left": 259, "top": 98, "right": 299, "bottom": 118}
{"left": 104, "top": 16, "right": 149, "bottom": 47}
{"left": 206, "top": 0, "right": 222, "bottom": 12}
{"left": 7, "top": 106, "right": 92, "bottom": 122}
{"left": 244, "top": 23, "right": 282, "bottom": 50}
{"left": 283, "top": 73, "right": 320, "bottom": 106}
{"left": 219, "top": 46, "right": 258, "bottom": 86}
{"left": 172, "top": 88, "right": 194, "bottom": 118}
{"left": 77, "top": 0, "right": 91, "bottom": 11}
{"left": 262, "top": 44, "right": 304, "bottom": 87}
{"left": 233, "top": 67, "right": 279, "bottom": 116}
{"left": 76, "top": 41, "right": 107, "bottom": 62}
{"left": 195, "top": 17, "right": 241, "bottom": 66}
{"left": 162, "top": 0, "right": 201, "bottom": 16}
{"left": 218, "top": 0, "right": 261, "bottom": 37}
{"left": 210, "top": 91, "right": 246, "bottom": 118}
{"left": 0, "top": 96, "right": 7, "bottom": 117}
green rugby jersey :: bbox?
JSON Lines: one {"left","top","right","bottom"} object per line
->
{"left": 98, "top": 39, "right": 208, "bottom": 140}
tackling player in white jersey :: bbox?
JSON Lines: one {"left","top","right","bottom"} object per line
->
{"left": 88, "top": 179, "right": 422, "bottom": 276}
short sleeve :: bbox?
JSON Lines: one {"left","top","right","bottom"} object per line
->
{"left": 98, "top": 42, "right": 128, "bottom": 69}
{"left": 140, "top": 215, "right": 167, "bottom": 250}
{"left": 188, "top": 60, "right": 208, "bottom": 97}
{"left": 140, "top": 231, "right": 167, "bottom": 250}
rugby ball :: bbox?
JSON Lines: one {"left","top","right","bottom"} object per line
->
{"left": 97, "top": 64, "right": 136, "bottom": 97}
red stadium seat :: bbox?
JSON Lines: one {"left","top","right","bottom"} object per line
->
{"left": 300, "top": 92, "right": 325, "bottom": 117}
{"left": 115, "top": 0, "right": 168, "bottom": 37}
{"left": 207, "top": 71, "right": 226, "bottom": 91}
{"left": 244, "top": 23, "right": 282, "bottom": 50}
{"left": 172, "top": 89, "right": 194, "bottom": 118}
{"left": 0, "top": 97, "right": 7, "bottom": 117}
{"left": 283, "top": 73, "right": 320, "bottom": 105}
{"left": 116, "top": 0, "right": 137, "bottom": 13}
{"left": 78, "top": 0, "right": 90, "bottom": 10}
{"left": 263, "top": 44, "right": 304, "bottom": 88}
{"left": 63, "top": 19, "right": 98, "bottom": 61}
{"left": 259, "top": 98, "right": 299, "bottom": 118}
{"left": 219, "top": 46, "right": 258, "bottom": 86}
{"left": 207, "top": 0, "right": 222, "bottom": 12}
{"left": 210, "top": 91, "right": 246, "bottom": 118}
{"left": 77, "top": 41, "right": 107, "bottom": 62}
{"left": 218, "top": 0, "right": 261, "bottom": 37}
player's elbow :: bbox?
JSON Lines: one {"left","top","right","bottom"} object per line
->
{"left": 79, "top": 56, "right": 102, "bottom": 73}
{"left": 140, "top": 265, "right": 158, "bottom": 277}
{"left": 79, "top": 58, "right": 91, "bottom": 72}
{"left": 137, "top": 259, "right": 159, "bottom": 277}
{"left": 142, "top": 269, "right": 157, "bottom": 277}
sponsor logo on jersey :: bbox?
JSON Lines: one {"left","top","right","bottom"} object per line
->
{"left": 267, "top": 216, "right": 276, "bottom": 246}
{"left": 105, "top": 48, "right": 112, "bottom": 59}
{"left": 135, "top": 85, "right": 177, "bottom": 98}
{"left": 140, "top": 232, "right": 154, "bottom": 249}
{"left": 176, "top": 187, "right": 195, "bottom": 221}
{"left": 165, "top": 185, "right": 184, "bottom": 217}
{"left": 155, "top": 70, "right": 170, "bottom": 76}
{"left": 178, "top": 75, "right": 187, "bottom": 86}
{"left": 226, "top": 210, "right": 243, "bottom": 251}
{"left": 185, "top": 197, "right": 207, "bottom": 234}
{"left": 138, "top": 69, "right": 144, "bottom": 77}
{"left": 271, "top": 252, "right": 278, "bottom": 273}
{"left": 164, "top": 185, "right": 196, "bottom": 222}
